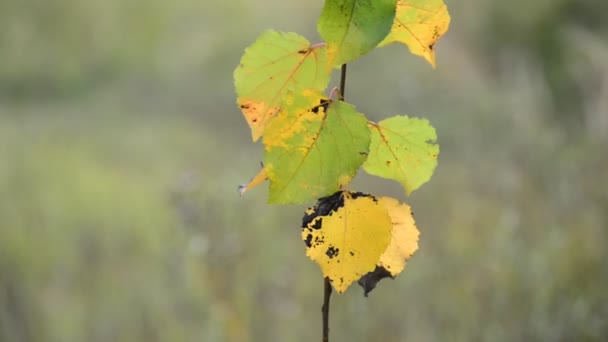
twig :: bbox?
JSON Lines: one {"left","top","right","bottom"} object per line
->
{"left": 321, "top": 63, "right": 348, "bottom": 342}
{"left": 322, "top": 277, "right": 332, "bottom": 342}
{"left": 339, "top": 64, "right": 347, "bottom": 101}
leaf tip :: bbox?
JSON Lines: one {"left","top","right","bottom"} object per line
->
{"left": 239, "top": 167, "right": 268, "bottom": 196}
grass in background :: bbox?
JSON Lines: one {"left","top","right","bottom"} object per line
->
{"left": 1, "top": 0, "right": 607, "bottom": 341}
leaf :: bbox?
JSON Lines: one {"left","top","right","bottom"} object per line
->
{"left": 378, "top": 0, "right": 451, "bottom": 67}
{"left": 234, "top": 30, "right": 330, "bottom": 141}
{"left": 377, "top": 198, "right": 419, "bottom": 274}
{"left": 238, "top": 167, "right": 268, "bottom": 196}
{"left": 301, "top": 191, "right": 392, "bottom": 293}
{"left": 263, "top": 90, "right": 370, "bottom": 204}
{"left": 363, "top": 116, "right": 438, "bottom": 195}
{"left": 318, "top": 0, "right": 398, "bottom": 67}
{"left": 358, "top": 197, "right": 419, "bottom": 296}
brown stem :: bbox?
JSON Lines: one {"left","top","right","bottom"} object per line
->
{"left": 339, "top": 64, "right": 347, "bottom": 101}
{"left": 321, "top": 63, "right": 346, "bottom": 342}
{"left": 322, "top": 277, "right": 332, "bottom": 342}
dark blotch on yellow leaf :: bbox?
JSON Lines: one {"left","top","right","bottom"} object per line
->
{"left": 301, "top": 191, "right": 345, "bottom": 230}
{"left": 349, "top": 191, "right": 378, "bottom": 202}
{"left": 358, "top": 266, "right": 393, "bottom": 297}
{"left": 311, "top": 218, "right": 323, "bottom": 229}
{"left": 304, "top": 233, "right": 313, "bottom": 247}
{"left": 302, "top": 230, "right": 326, "bottom": 248}
{"left": 326, "top": 246, "right": 339, "bottom": 259}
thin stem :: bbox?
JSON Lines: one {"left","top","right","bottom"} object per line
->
{"left": 339, "top": 64, "right": 347, "bottom": 101}
{"left": 321, "top": 63, "right": 346, "bottom": 342}
{"left": 322, "top": 277, "right": 332, "bottom": 342}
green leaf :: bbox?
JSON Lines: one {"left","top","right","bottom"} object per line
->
{"left": 363, "top": 116, "right": 439, "bottom": 194}
{"left": 263, "top": 90, "right": 370, "bottom": 204}
{"left": 234, "top": 30, "right": 330, "bottom": 141}
{"left": 318, "top": 0, "right": 398, "bottom": 67}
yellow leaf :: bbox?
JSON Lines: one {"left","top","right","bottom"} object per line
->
{"left": 301, "top": 191, "right": 392, "bottom": 293}
{"left": 238, "top": 167, "right": 268, "bottom": 196}
{"left": 237, "top": 100, "right": 279, "bottom": 141}
{"left": 378, "top": 0, "right": 451, "bottom": 67}
{"left": 357, "top": 197, "right": 420, "bottom": 296}
{"left": 377, "top": 197, "right": 419, "bottom": 276}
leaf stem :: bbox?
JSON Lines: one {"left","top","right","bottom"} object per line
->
{"left": 328, "top": 86, "right": 340, "bottom": 101}
{"left": 322, "top": 277, "right": 332, "bottom": 342}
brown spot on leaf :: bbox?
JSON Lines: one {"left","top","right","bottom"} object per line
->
{"left": 313, "top": 236, "right": 324, "bottom": 248}
{"left": 350, "top": 192, "right": 377, "bottom": 203}
{"left": 311, "top": 99, "right": 330, "bottom": 114}
{"left": 304, "top": 234, "right": 313, "bottom": 247}
{"left": 326, "top": 246, "right": 339, "bottom": 259}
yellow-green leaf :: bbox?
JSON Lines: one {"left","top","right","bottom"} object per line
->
{"left": 301, "top": 191, "right": 392, "bottom": 293}
{"left": 263, "top": 91, "right": 370, "bottom": 204}
{"left": 363, "top": 116, "right": 439, "bottom": 195}
{"left": 234, "top": 30, "right": 330, "bottom": 141}
{"left": 378, "top": 0, "right": 450, "bottom": 67}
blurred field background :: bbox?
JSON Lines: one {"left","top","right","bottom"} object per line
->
{"left": 1, "top": 1, "right": 607, "bottom": 341}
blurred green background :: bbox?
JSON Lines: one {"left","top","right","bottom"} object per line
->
{"left": 1, "top": 0, "right": 607, "bottom": 341}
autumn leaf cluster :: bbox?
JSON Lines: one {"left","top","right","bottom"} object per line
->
{"left": 235, "top": 0, "right": 450, "bottom": 294}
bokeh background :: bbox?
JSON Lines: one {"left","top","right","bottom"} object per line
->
{"left": 1, "top": 1, "right": 607, "bottom": 341}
